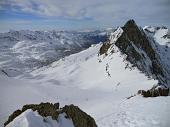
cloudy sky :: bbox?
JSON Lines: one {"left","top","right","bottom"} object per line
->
{"left": 0, "top": 0, "right": 170, "bottom": 32}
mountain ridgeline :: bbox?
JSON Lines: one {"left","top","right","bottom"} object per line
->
{"left": 100, "top": 20, "right": 170, "bottom": 96}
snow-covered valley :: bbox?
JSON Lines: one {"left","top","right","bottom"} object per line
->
{"left": 0, "top": 20, "right": 170, "bottom": 127}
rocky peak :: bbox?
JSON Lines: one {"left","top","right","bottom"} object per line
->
{"left": 118, "top": 19, "right": 156, "bottom": 60}
{"left": 100, "top": 19, "right": 169, "bottom": 88}
{"left": 123, "top": 19, "right": 138, "bottom": 30}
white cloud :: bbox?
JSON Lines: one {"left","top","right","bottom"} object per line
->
{"left": 0, "top": 0, "right": 170, "bottom": 31}
{"left": 1, "top": 0, "right": 168, "bottom": 20}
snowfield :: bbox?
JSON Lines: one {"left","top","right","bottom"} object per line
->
{"left": 0, "top": 26, "right": 170, "bottom": 127}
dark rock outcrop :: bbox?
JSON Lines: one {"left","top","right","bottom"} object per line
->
{"left": 62, "top": 104, "right": 97, "bottom": 127}
{"left": 4, "top": 102, "right": 97, "bottom": 127}
{"left": 99, "top": 42, "right": 111, "bottom": 55}
{"left": 138, "top": 87, "right": 169, "bottom": 97}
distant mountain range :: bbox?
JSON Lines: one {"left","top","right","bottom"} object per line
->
{"left": 0, "top": 29, "right": 113, "bottom": 76}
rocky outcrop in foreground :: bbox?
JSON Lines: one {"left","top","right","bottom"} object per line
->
{"left": 4, "top": 102, "right": 97, "bottom": 127}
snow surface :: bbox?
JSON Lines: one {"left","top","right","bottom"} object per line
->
{"left": 0, "top": 27, "right": 170, "bottom": 127}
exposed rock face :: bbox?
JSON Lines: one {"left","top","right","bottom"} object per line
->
{"left": 99, "top": 42, "right": 111, "bottom": 56}
{"left": 4, "top": 109, "right": 22, "bottom": 126}
{"left": 4, "top": 102, "right": 97, "bottom": 127}
{"left": 115, "top": 20, "right": 167, "bottom": 85}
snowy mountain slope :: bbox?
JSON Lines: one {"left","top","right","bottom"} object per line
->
{"left": 0, "top": 30, "right": 109, "bottom": 76}
{"left": 26, "top": 42, "right": 156, "bottom": 91}
{"left": 1, "top": 20, "right": 170, "bottom": 127}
